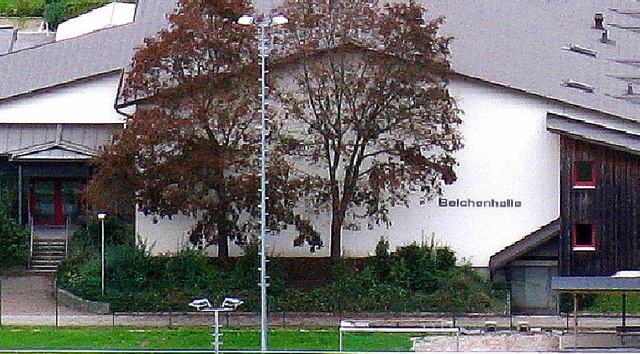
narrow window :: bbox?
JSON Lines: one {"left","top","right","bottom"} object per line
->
{"left": 573, "top": 161, "right": 596, "bottom": 188}
{"left": 573, "top": 224, "right": 596, "bottom": 251}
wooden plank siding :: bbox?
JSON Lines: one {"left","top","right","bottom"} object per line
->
{"left": 560, "top": 137, "right": 640, "bottom": 276}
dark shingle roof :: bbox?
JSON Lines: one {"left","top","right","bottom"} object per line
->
{"left": 0, "top": 0, "right": 176, "bottom": 101}
{"left": 489, "top": 219, "right": 560, "bottom": 271}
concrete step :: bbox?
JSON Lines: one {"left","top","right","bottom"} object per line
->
{"left": 30, "top": 236, "right": 68, "bottom": 272}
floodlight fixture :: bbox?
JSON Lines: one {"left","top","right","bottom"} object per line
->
{"left": 188, "top": 296, "right": 244, "bottom": 353}
{"left": 188, "top": 297, "right": 213, "bottom": 310}
{"left": 237, "top": 14, "right": 254, "bottom": 26}
{"left": 97, "top": 212, "right": 106, "bottom": 220}
{"left": 221, "top": 297, "right": 244, "bottom": 310}
{"left": 270, "top": 14, "right": 289, "bottom": 25}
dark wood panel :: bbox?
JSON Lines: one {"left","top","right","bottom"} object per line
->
{"left": 559, "top": 137, "right": 640, "bottom": 276}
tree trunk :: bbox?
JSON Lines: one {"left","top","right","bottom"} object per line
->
{"left": 217, "top": 228, "right": 229, "bottom": 258}
{"left": 330, "top": 212, "right": 344, "bottom": 263}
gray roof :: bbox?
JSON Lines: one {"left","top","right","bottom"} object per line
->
{"left": 548, "top": 112, "right": 640, "bottom": 155}
{"left": 489, "top": 219, "right": 560, "bottom": 271}
{"left": 0, "top": 123, "right": 120, "bottom": 160}
{"left": 422, "top": 0, "right": 640, "bottom": 122}
{"left": 552, "top": 276, "right": 640, "bottom": 292}
{"left": 0, "top": 0, "right": 176, "bottom": 101}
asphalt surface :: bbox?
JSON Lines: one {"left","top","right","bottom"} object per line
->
{"left": 0, "top": 273, "right": 637, "bottom": 330}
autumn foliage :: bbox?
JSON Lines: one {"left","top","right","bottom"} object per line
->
{"left": 274, "top": 0, "right": 462, "bottom": 260}
{"left": 86, "top": 0, "right": 462, "bottom": 260}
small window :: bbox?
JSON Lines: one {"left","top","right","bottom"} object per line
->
{"left": 573, "top": 224, "right": 596, "bottom": 251}
{"left": 573, "top": 161, "right": 596, "bottom": 188}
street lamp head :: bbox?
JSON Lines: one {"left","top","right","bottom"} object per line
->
{"left": 97, "top": 212, "right": 106, "bottom": 220}
{"left": 237, "top": 14, "right": 254, "bottom": 26}
{"left": 270, "top": 14, "right": 288, "bottom": 26}
{"left": 237, "top": 14, "right": 288, "bottom": 27}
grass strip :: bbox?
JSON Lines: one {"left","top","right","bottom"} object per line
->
{"left": 0, "top": 326, "right": 414, "bottom": 352}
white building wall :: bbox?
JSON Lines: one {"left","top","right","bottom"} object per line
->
{"left": 136, "top": 77, "right": 567, "bottom": 266}
{"left": 56, "top": 2, "right": 136, "bottom": 41}
{"left": 0, "top": 73, "right": 124, "bottom": 124}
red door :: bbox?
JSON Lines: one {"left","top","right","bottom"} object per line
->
{"left": 30, "top": 179, "right": 82, "bottom": 225}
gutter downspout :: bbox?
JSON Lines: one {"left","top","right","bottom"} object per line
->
{"left": 114, "top": 69, "right": 134, "bottom": 125}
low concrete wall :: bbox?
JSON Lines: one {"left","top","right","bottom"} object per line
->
{"left": 0, "top": 17, "right": 44, "bottom": 30}
{"left": 56, "top": 288, "right": 110, "bottom": 314}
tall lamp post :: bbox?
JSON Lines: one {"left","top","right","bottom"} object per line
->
{"left": 237, "top": 12, "right": 288, "bottom": 352}
{"left": 97, "top": 212, "right": 106, "bottom": 296}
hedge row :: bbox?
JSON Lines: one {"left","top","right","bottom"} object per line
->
{"left": 57, "top": 218, "right": 505, "bottom": 313}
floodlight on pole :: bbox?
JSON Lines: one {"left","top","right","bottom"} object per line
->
{"left": 97, "top": 212, "right": 106, "bottom": 296}
{"left": 237, "top": 12, "right": 288, "bottom": 353}
{"left": 189, "top": 297, "right": 244, "bottom": 353}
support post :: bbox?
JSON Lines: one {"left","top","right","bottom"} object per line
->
{"left": 258, "top": 21, "right": 270, "bottom": 353}
{"left": 623, "top": 293, "right": 627, "bottom": 327}
{"left": 0, "top": 276, "right": 2, "bottom": 327}
{"left": 213, "top": 310, "right": 221, "bottom": 353}
{"left": 101, "top": 217, "right": 105, "bottom": 296}
{"left": 573, "top": 293, "right": 579, "bottom": 335}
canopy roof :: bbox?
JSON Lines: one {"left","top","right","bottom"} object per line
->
{"left": 552, "top": 275, "right": 640, "bottom": 293}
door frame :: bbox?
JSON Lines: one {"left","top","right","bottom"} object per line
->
{"left": 29, "top": 178, "right": 84, "bottom": 225}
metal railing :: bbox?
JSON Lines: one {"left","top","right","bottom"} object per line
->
{"left": 28, "top": 215, "right": 34, "bottom": 270}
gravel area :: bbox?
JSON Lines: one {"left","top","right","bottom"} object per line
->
{"left": 413, "top": 332, "right": 560, "bottom": 352}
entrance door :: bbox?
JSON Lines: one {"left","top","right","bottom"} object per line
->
{"left": 30, "top": 179, "right": 82, "bottom": 225}
{"left": 511, "top": 266, "right": 558, "bottom": 314}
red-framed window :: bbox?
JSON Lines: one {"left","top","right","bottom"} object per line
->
{"left": 572, "top": 161, "right": 596, "bottom": 188}
{"left": 573, "top": 223, "right": 596, "bottom": 251}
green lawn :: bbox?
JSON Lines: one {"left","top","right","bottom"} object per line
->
{"left": 0, "top": 326, "right": 415, "bottom": 352}
{"left": 0, "top": 0, "right": 43, "bottom": 17}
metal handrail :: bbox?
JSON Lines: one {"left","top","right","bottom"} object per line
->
{"left": 28, "top": 215, "right": 34, "bottom": 269}
{"left": 65, "top": 216, "right": 70, "bottom": 257}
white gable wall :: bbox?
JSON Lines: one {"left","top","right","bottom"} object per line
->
{"left": 56, "top": 2, "right": 136, "bottom": 41}
{"left": 136, "top": 77, "right": 570, "bottom": 267}
{"left": 0, "top": 73, "right": 124, "bottom": 124}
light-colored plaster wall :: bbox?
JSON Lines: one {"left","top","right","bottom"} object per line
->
{"left": 0, "top": 73, "right": 124, "bottom": 124}
{"left": 136, "top": 77, "right": 567, "bottom": 266}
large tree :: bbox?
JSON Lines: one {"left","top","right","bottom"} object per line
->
{"left": 87, "top": 0, "right": 320, "bottom": 258}
{"left": 88, "top": 0, "right": 462, "bottom": 261}
{"left": 87, "top": 0, "right": 263, "bottom": 258}
{"left": 275, "top": 0, "right": 463, "bottom": 261}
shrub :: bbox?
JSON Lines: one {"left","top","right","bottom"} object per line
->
{"left": 70, "top": 216, "right": 133, "bottom": 253}
{"left": 0, "top": 195, "right": 29, "bottom": 268}
{"left": 369, "top": 237, "right": 393, "bottom": 283}
{"left": 391, "top": 243, "right": 438, "bottom": 292}
{"left": 57, "top": 227, "right": 501, "bottom": 313}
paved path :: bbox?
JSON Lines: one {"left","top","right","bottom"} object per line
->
{"left": 0, "top": 273, "right": 79, "bottom": 315}
{"left": 0, "top": 273, "right": 638, "bottom": 330}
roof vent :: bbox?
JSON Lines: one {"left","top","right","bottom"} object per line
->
{"left": 567, "top": 44, "right": 597, "bottom": 57}
{"left": 594, "top": 13, "right": 604, "bottom": 29}
{"left": 564, "top": 80, "right": 595, "bottom": 93}
{"left": 600, "top": 30, "right": 615, "bottom": 44}
{"left": 628, "top": 82, "right": 634, "bottom": 95}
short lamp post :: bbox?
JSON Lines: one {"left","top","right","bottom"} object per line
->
{"left": 237, "top": 12, "right": 289, "bottom": 353}
{"left": 97, "top": 212, "right": 106, "bottom": 296}
{"left": 189, "top": 297, "right": 244, "bottom": 354}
